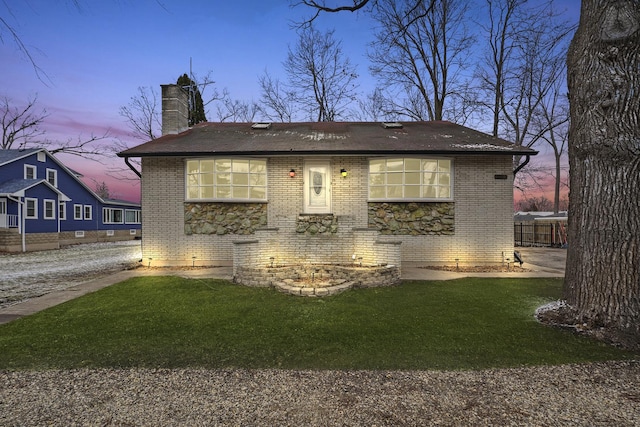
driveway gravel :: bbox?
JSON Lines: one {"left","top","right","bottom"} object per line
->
{"left": 1, "top": 362, "right": 639, "bottom": 426}
{"left": 0, "top": 241, "right": 141, "bottom": 309}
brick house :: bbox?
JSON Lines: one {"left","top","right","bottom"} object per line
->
{"left": 118, "top": 84, "right": 536, "bottom": 275}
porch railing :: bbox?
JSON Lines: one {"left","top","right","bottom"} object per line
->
{"left": 0, "top": 215, "right": 18, "bottom": 229}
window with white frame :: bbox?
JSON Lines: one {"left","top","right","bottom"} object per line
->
{"left": 186, "top": 158, "right": 267, "bottom": 201}
{"left": 59, "top": 202, "right": 67, "bottom": 220}
{"left": 84, "top": 205, "right": 92, "bottom": 220}
{"left": 43, "top": 199, "right": 56, "bottom": 219}
{"left": 46, "top": 168, "right": 58, "bottom": 187}
{"left": 24, "top": 164, "right": 36, "bottom": 180}
{"left": 368, "top": 158, "right": 453, "bottom": 201}
{"left": 37, "top": 152, "right": 46, "bottom": 162}
{"left": 25, "top": 198, "right": 37, "bottom": 219}
{"left": 125, "top": 209, "right": 141, "bottom": 224}
{"left": 103, "top": 208, "right": 123, "bottom": 224}
{"left": 74, "top": 204, "right": 83, "bottom": 220}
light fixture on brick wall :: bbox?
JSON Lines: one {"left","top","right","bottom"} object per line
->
{"left": 289, "top": 169, "right": 296, "bottom": 178}
{"left": 340, "top": 168, "right": 348, "bottom": 178}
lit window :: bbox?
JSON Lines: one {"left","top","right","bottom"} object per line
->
{"left": 186, "top": 158, "right": 267, "bottom": 201}
{"left": 369, "top": 158, "right": 453, "bottom": 201}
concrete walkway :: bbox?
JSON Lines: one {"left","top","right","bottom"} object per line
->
{"left": 0, "top": 247, "right": 565, "bottom": 325}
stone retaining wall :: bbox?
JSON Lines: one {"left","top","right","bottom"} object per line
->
{"left": 234, "top": 264, "right": 401, "bottom": 296}
{"left": 368, "top": 202, "right": 455, "bottom": 235}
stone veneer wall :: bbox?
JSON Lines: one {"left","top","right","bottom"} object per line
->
{"left": 184, "top": 203, "right": 267, "bottom": 235}
{"left": 368, "top": 202, "right": 455, "bottom": 235}
{"left": 295, "top": 214, "right": 339, "bottom": 234}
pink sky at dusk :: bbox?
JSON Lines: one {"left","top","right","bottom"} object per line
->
{"left": 2, "top": 0, "right": 579, "bottom": 205}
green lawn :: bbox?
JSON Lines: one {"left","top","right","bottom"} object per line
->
{"left": 0, "top": 277, "right": 635, "bottom": 370}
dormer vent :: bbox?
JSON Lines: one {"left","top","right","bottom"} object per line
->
{"left": 382, "top": 122, "right": 403, "bottom": 129}
{"left": 252, "top": 122, "right": 272, "bottom": 129}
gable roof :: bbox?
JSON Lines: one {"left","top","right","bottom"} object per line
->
{"left": 0, "top": 148, "right": 140, "bottom": 207}
{"left": 0, "top": 148, "right": 42, "bottom": 166}
{"left": 117, "top": 121, "right": 538, "bottom": 158}
{"left": 0, "top": 178, "right": 71, "bottom": 201}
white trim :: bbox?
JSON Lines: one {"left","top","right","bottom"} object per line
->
{"left": 59, "top": 201, "right": 67, "bottom": 220}
{"left": 25, "top": 198, "right": 38, "bottom": 219}
{"left": 37, "top": 152, "right": 46, "bottom": 162}
{"left": 24, "top": 164, "right": 36, "bottom": 180}
{"left": 43, "top": 199, "right": 56, "bottom": 220}
{"left": 303, "top": 160, "right": 332, "bottom": 214}
{"left": 84, "top": 205, "right": 92, "bottom": 220}
{"left": 74, "top": 204, "right": 83, "bottom": 220}
{"left": 125, "top": 209, "right": 141, "bottom": 224}
{"left": 46, "top": 168, "right": 58, "bottom": 187}
{"left": 102, "top": 207, "right": 124, "bottom": 224}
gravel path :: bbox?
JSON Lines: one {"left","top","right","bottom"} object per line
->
{"left": 1, "top": 361, "right": 639, "bottom": 426}
{"left": 0, "top": 241, "right": 141, "bottom": 309}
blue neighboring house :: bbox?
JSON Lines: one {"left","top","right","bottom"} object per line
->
{"left": 0, "top": 148, "right": 141, "bottom": 252}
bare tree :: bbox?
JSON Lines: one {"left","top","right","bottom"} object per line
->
{"left": 119, "top": 86, "right": 161, "bottom": 141}
{"left": 1, "top": 95, "right": 48, "bottom": 150}
{"left": 367, "top": 0, "right": 475, "bottom": 121}
{"left": 532, "top": 77, "right": 569, "bottom": 214}
{"left": 258, "top": 71, "right": 297, "bottom": 122}
{"left": 475, "top": 0, "right": 574, "bottom": 172}
{"left": 215, "top": 98, "right": 261, "bottom": 122}
{"left": 553, "top": 0, "right": 640, "bottom": 349}
{"left": 283, "top": 26, "right": 359, "bottom": 121}
{"left": 1, "top": 94, "right": 110, "bottom": 159}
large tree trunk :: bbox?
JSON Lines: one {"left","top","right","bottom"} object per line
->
{"left": 564, "top": 0, "right": 640, "bottom": 346}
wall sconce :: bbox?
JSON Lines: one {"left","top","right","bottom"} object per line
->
{"left": 340, "top": 168, "right": 348, "bottom": 178}
{"left": 289, "top": 169, "right": 296, "bottom": 178}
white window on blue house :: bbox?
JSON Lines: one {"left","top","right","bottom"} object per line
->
{"left": 44, "top": 199, "right": 56, "bottom": 219}
{"left": 84, "top": 205, "right": 92, "bottom": 220}
{"left": 25, "top": 198, "right": 37, "bottom": 219}
{"left": 125, "top": 209, "right": 141, "bottom": 224}
{"left": 368, "top": 158, "right": 453, "bottom": 201}
{"left": 37, "top": 152, "right": 46, "bottom": 162}
{"left": 74, "top": 204, "right": 83, "bottom": 220}
{"left": 59, "top": 202, "right": 66, "bottom": 220}
{"left": 103, "top": 208, "right": 123, "bottom": 224}
{"left": 24, "top": 165, "right": 36, "bottom": 180}
{"left": 185, "top": 158, "right": 267, "bottom": 201}
{"left": 46, "top": 169, "right": 58, "bottom": 187}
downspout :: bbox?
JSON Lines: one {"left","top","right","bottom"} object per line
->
{"left": 124, "top": 156, "right": 141, "bottom": 178}
{"left": 513, "top": 155, "right": 530, "bottom": 175}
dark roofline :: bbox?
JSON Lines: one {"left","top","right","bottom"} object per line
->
{"left": 117, "top": 121, "right": 538, "bottom": 158}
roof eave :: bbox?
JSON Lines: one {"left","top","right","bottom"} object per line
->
{"left": 118, "top": 149, "right": 538, "bottom": 158}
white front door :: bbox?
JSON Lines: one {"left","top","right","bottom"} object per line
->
{"left": 304, "top": 161, "right": 332, "bottom": 214}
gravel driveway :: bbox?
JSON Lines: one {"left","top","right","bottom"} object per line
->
{"left": 0, "top": 241, "right": 141, "bottom": 309}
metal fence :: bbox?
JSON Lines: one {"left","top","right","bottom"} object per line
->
{"left": 514, "top": 222, "right": 568, "bottom": 247}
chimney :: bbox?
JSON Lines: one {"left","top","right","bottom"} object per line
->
{"left": 161, "top": 84, "right": 189, "bottom": 135}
